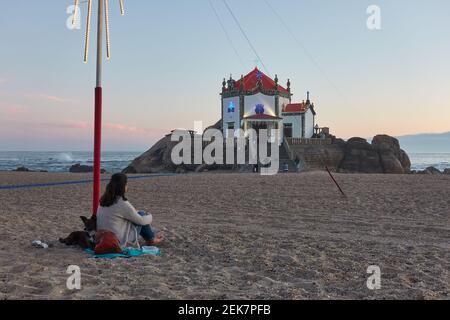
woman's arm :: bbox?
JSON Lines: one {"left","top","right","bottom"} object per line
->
{"left": 121, "top": 201, "right": 153, "bottom": 226}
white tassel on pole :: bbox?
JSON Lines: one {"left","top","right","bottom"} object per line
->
{"left": 72, "top": 0, "right": 80, "bottom": 26}
{"left": 105, "top": 0, "right": 111, "bottom": 59}
{"left": 81, "top": 0, "right": 124, "bottom": 63}
{"left": 84, "top": 0, "right": 93, "bottom": 63}
{"left": 120, "top": 0, "right": 125, "bottom": 16}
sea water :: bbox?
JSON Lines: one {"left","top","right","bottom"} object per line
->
{"left": 0, "top": 151, "right": 141, "bottom": 173}
{"left": 408, "top": 153, "right": 450, "bottom": 171}
{"left": 0, "top": 151, "right": 449, "bottom": 173}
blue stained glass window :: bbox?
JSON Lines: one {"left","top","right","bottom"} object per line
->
{"left": 255, "top": 104, "right": 265, "bottom": 114}
{"left": 227, "top": 101, "right": 235, "bottom": 113}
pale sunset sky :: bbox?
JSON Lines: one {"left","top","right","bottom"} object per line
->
{"left": 0, "top": 0, "right": 449, "bottom": 151}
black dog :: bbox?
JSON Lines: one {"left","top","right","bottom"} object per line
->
{"left": 59, "top": 216, "right": 97, "bottom": 249}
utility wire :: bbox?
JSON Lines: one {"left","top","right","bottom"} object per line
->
{"left": 222, "top": 0, "right": 271, "bottom": 76}
{"left": 208, "top": 0, "right": 247, "bottom": 70}
{"left": 263, "top": 0, "right": 349, "bottom": 103}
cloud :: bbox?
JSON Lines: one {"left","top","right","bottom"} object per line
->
{"left": 6, "top": 106, "right": 26, "bottom": 116}
{"left": 0, "top": 78, "right": 7, "bottom": 84}
{"left": 0, "top": 102, "right": 27, "bottom": 118}
{"left": 42, "top": 120, "right": 161, "bottom": 137}
{"left": 18, "top": 92, "right": 75, "bottom": 104}
{"left": 38, "top": 94, "right": 71, "bottom": 103}
{"left": 104, "top": 123, "right": 149, "bottom": 135}
{"left": 66, "top": 121, "right": 92, "bottom": 129}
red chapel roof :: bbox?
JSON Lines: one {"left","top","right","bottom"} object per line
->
{"left": 230, "top": 68, "right": 289, "bottom": 94}
{"left": 283, "top": 102, "right": 310, "bottom": 113}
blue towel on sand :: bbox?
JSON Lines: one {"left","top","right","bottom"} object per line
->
{"left": 85, "top": 246, "right": 161, "bottom": 259}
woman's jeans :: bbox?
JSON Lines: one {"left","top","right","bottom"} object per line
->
{"left": 137, "top": 211, "right": 155, "bottom": 241}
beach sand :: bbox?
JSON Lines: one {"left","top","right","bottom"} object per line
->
{"left": 0, "top": 171, "right": 448, "bottom": 300}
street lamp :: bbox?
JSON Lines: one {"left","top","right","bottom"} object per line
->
{"left": 72, "top": 0, "right": 125, "bottom": 215}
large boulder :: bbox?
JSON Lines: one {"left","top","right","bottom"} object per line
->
{"left": 123, "top": 128, "right": 246, "bottom": 174}
{"left": 338, "top": 138, "right": 383, "bottom": 173}
{"left": 338, "top": 135, "right": 411, "bottom": 174}
{"left": 372, "top": 135, "right": 411, "bottom": 174}
{"left": 123, "top": 134, "right": 182, "bottom": 174}
{"left": 123, "top": 131, "right": 212, "bottom": 174}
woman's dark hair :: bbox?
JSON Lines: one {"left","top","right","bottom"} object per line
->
{"left": 100, "top": 173, "right": 128, "bottom": 207}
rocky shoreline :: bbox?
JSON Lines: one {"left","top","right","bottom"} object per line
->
{"left": 122, "top": 121, "right": 423, "bottom": 175}
{"left": 412, "top": 167, "right": 450, "bottom": 175}
{"left": 10, "top": 164, "right": 107, "bottom": 174}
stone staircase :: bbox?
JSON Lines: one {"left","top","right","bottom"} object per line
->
{"left": 279, "top": 143, "right": 297, "bottom": 172}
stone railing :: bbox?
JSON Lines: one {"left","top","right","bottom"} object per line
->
{"left": 286, "top": 138, "right": 332, "bottom": 146}
{"left": 283, "top": 136, "right": 295, "bottom": 160}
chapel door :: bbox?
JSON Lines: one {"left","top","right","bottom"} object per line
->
{"left": 284, "top": 124, "right": 293, "bottom": 138}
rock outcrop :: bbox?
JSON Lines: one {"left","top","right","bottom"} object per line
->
{"left": 13, "top": 167, "right": 48, "bottom": 173}
{"left": 123, "top": 131, "right": 250, "bottom": 174}
{"left": 339, "top": 138, "right": 384, "bottom": 173}
{"left": 417, "top": 167, "right": 442, "bottom": 175}
{"left": 372, "top": 135, "right": 411, "bottom": 174}
{"left": 123, "top": 121, "right": 411, "bottom": 174}
{"left": 123, "top": 134, "right": 203, "bottom": 174}
{"left": 70, "top": 164, "right": 106, "bottom": 174}
{"left": 338, "top": 135, "right": 410, "bottom": 174}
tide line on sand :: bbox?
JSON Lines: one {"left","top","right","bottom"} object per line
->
{"left": 0, "top": 174, "right": 177, "bottom": 191}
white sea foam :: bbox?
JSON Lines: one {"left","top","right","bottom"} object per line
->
{"left": 56, "top": 153, "right": 74, "bottom": 162}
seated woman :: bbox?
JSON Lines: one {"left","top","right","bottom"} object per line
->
{"left": 97, "top": 173, "right": 164, "bottom": 248}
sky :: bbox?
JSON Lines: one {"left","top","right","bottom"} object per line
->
{"left": 0, "top": 0, "right": 449, "bottom": 151}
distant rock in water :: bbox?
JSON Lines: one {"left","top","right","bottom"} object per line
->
{"left": 417, "top": 166, "right": 442, "bottom": 175}
{"left": 70, "top": 164, "right": 106, "bottom": 174}
{"left": 12, "top": 167, "right": 48, "bottom": 173}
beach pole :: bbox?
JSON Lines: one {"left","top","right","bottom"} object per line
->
{"left": 325, "top": 166, "right": 346, "bottom": 197}
{"left": 93, "top": 0, "right": 104, "bottom": 215}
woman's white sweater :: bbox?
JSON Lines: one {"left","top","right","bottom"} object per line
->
{"left": 97, "top": 198, "right": 152, "bottom": 247}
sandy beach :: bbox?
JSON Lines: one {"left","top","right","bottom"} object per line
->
{"left": 0, "top": 171, "right": 448, "bottom": 300}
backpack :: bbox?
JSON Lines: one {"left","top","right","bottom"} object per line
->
{"left": 94, "top": 230, "right": 122, "bottom": 255}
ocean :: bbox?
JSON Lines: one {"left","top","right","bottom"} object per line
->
{"left": 0, "top": 151, "right": 449, "bottom": 173}
{"left": 408, "top": 153, "right": 450, "bottom": 171}
{"left": 0, "top": 151, "right": 141, "bottom": 173}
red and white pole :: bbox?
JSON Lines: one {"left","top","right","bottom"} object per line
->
{"left": 93, "top": 0, "right": 103, "bottom": 215}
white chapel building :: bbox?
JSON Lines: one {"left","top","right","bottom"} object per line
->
{"left": 221, "top": 68, "right": 316, "bottom": 141}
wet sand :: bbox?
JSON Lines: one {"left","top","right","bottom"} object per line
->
{"left": 0, "top": 171, "right": 448, "bottom": 300}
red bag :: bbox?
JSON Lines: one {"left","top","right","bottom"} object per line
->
{"left": 94, "top": 230, "right": 122, "bottom": 255}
